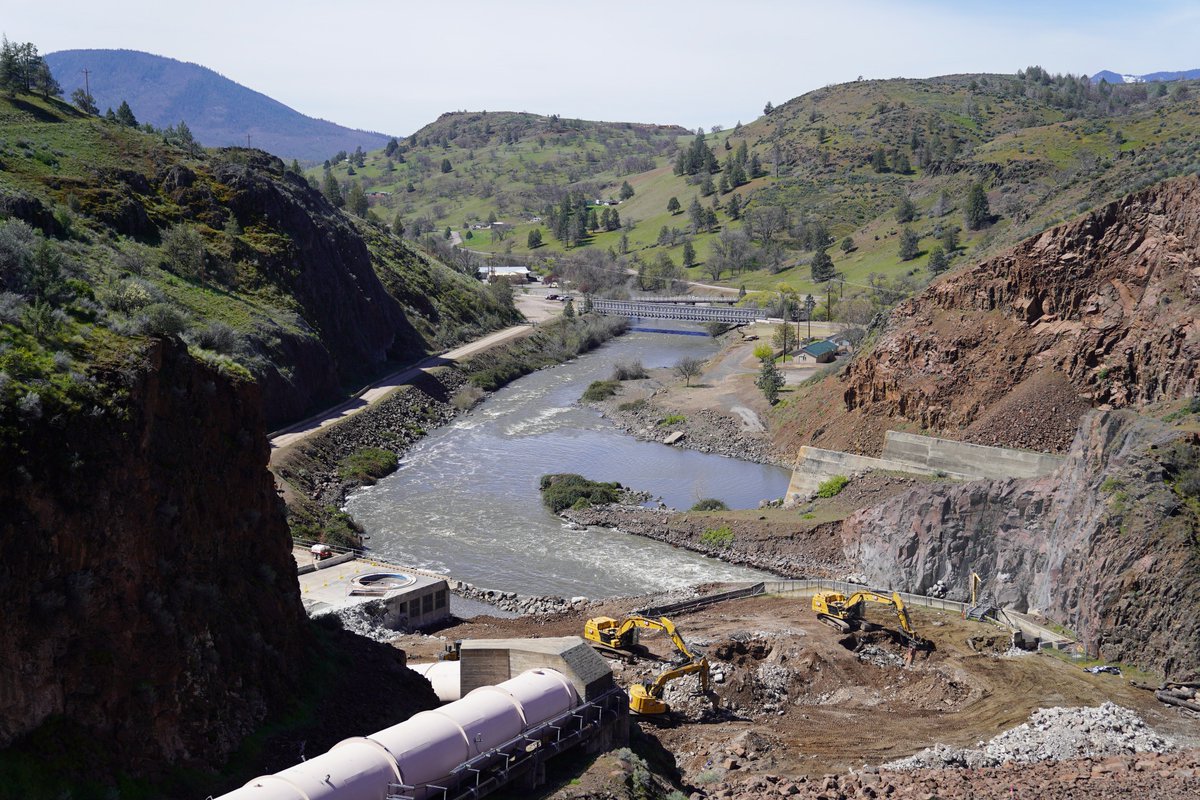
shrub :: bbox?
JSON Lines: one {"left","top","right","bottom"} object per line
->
{"left": 581, "top": 379, "right": 621, "bottom": 402}
{"left": 691, "top": 498, "right": 728, "bottom": 511}
{"left": 658, "top": 413, "right": 686, "bottom": 427}
{"left": 160, "top": 224, "right": 207, "bottom": 280}
{"left": 699, "top": 525, "right": 734, "bottom": 548}
{"left": 815, "top": 475, "right": 849, "bottom": 498}
{"left": 611, "top": 360, "right": 647, "bottom": 381}
{"left": 338, "top": 447, "right": 399, "bottom": 484}
{"left": 140, "top": 303, "right": 190, "bottom": 337}
{"left": 539, "top": 473, "right": 622, "bottom": 513}
{"left": 450, "top": 385, "right": 484, "bottom": 410}
{"left": 191, "top": 321, "right": 241, "bottom": 355}
{"left": 618, "top": 398, "right": 648, "bottom": 412}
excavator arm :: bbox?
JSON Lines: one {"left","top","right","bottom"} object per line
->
{"left": 812, "top": 590, "right": 925, "bottom": 647}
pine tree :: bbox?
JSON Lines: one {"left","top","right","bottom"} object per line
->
{"left": 700, "top": 173, "right": 715, "bottom": 196}
{"left": 965, "top": 183, "right": 991, "bottom": 230}
{"left": 927, "top": 245, "right": 948, "bottom": 275}
{"left": 667, "top": 196, "right": 681, "bottom": 214}
{"left": 392, "top": 214, "right": 405, "bottom": 236}
{"left": 347, "top": 181, "right": 368, "bottom": 217}
{"left": 71, "top": 88, "right": 98, "bottom": 115}
{"left": 896, "top": 197, "right": 916, "bottom": 223}
{"left": 810, "top": 248, "right": 835, "bottom": 282}
{"left": 619, "top": 180, "right": 635, "bottom": 200}
{"left": 871, "top": 147, "right": 888, "bottom": 172}
{"left": 440, "top": 158, "right": 453, "bottom": 173}
{"left": 682, "top": 240, "right": 696, "bottom": 267}
{"left": 749, "top": 153, "right": 763, "bottom": 178}
{"left": 756, "top": 357, "right": 783, "bottom": 404}
{"left": 322, "top": 170, "right": 344, "bottom": 207}
{"left": 527, "top": 228, "right": 543, "bottom": 248}
{"left": 898, "top": 227, "right": 920, "bottom": 261}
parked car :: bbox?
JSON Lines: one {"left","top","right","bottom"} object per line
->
{"left": 546, "top": 293, "right": 559, "bottom": 300}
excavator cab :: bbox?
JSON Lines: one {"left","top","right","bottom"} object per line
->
{"left": 584, "top": 614, "right": 714, "bottom": 715}
{"left": 812, "top": 590, "right": 928, "bottom": 650}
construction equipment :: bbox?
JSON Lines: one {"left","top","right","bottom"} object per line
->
{"left": 811, "top": 590, "right": 927, "bottom": 648}
{"left": 584, "top": 614, "right": 711, "bottom": 715}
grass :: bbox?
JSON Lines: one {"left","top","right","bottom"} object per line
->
{"left": 657, "top": 413, "right": 686, "bottom": 427}
{"left": 699, "top": 525, "right": 734, "bottom": 549}
{"left": 815, "top": 474, "right": 850, "bottom": 498}
{"left": 337, "top": 447, "right": 399, "bottom": 484}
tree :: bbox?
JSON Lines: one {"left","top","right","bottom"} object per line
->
{"left": 563, "top": 298, "right": 576, "bottom": 318}
{"left": 527, "top": 228, "right": 543, "bottom": 249}
{"left": 71, "top": 88, "right": 98, "bottom": 115}
{"left": 763, "top": 100, "right": 774, "bottom": 115}
{"left": 772, "top": 323, "right": 796, "bottom": 357}
{"left": 755, "top": 353, "right": 783, "bottom": 404}
{"left": 940, "top": 226, "right": 959, "bottom": 253}
{"left": 898, "top": 227, "right": 920, "bottom": 261}
{"left": 392, "top": 214, "right": 405, "bottom": 237}
{"left": 687, "top": 197, "right": 705, "bottom": 232}
{"left": 709, "top": 228, "right": 751, "bottom": 279}
{"left": 322, "top": 170, "right": 344, "bottom": 207}
{"left": 31, "top": 60, "right": 60, "bottom": 99}
{"left": 666, "top": 196, "right": 681, "bottom": 215}
{"left": 619, "top": 181, "right": 635, "bottom": 200}
{"left": 681, "top": 240, "right": 696, "bottom": 268}
{"left": 895, "top": 197, "right": 916, "bottom": 223}
{"left": 441, "top": 158, "right": 453, "bottom": 173}
{"left": 965, "top": 183, "right": 991, "bottom": 230}
{"left": 699, "top": 173, "right": 715, "bottom": 196}
{"left": 113, "top": 100, "right": 138, "bottom": 127}
{"left": 727, "top": 194, "right": 742, "bottom": 220}
{"left": 347, "top": 181, "right": 369, "bottom": 217}
{"left": 871, "top": 147, "right": 888, "bottom": 172}
{"left": 674, "top": 356, "right": 703, "bottom": 387}
{"left": 810, "top": 248, "right": 835, "bottom": 283}
{"left": 927, "top": 245, "right": 948, "bottom": 275}
{"left": 840, "top": 236, "right": 855, "bottom": 254}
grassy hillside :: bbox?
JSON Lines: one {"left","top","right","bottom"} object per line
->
{"left": 0, "top": 91, "right": 517, "bottom": 434}
{"left": 320, "top": 70, "right": 1200, "bottom": 314}
{"left": 45, "top": 49, "right": 392, "bottom": 162}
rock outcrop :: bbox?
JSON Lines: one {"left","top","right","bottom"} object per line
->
{"left": 789, "top": 176, "right": 1200, "bottom": 456}
{"left": 0, "top": 338, "right": 307, "bottom": 774}
{"left": 841, "top": 410, "right": 1200, "bottom": 679}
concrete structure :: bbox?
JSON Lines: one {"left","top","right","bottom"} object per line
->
{"left": 298, "top": 557, "right": 451, "bottom": 630}
{"left": 591, "top": 298, "right": 763, "bottom": 324}
{"left": 631, "top": 295, "right": 739, "bottom": 304}
{"left": 459, "top": 637, "right": 614, "bottom": 701}
{"left": 477, "top": 265, "right": 531, "bottom": 281}
{"left": 786, "top": 430, "right": 1065, "bottom": 504}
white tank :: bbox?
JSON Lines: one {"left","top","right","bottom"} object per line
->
{"left": 211, "top": 669, "right": 580, "bottom": 800}
{"left": 405, "top": 661, "right": 462, "bottom": 702}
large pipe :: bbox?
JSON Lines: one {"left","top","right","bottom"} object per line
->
{"left": 215, "top": 668, "right": 578, "bottom": 800}
{"left": 405, "top": 661, "right": 461, "bottom": 702}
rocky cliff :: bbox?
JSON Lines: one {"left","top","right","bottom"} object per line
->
{"left": 786, "top": 176, "right": 1200, "bottom": 456}
{"left": 841, "top": 410, "right": 1200, "bottom": 679}
{"left": 0, "top": 338, "right": 306, "bottom": 774}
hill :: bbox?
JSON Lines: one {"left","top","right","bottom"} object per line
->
{"left": 44, "top": 48, "right": 391, "bottom": 162}
{"left": 1092, "top": 68, "right": 1200, "bottom": 84}
{"left": 324, "top": 68, "right": 1200, "bottom": 312}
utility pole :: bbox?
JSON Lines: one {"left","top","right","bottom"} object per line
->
{"left": 80, "top": 68, "right": 91, "bottom": 97}
{"left": 246, "top": 133, "right": 251, "bottom": 148}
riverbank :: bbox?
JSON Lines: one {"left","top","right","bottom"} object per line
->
{"left": 273, "top": 314, "right": 629, "bottom": 547}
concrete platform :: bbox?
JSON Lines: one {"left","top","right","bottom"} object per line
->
{"left": 298, "top": 556, "right": 450, "bottom": 629}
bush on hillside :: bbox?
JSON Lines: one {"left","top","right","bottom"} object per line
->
{"left": 582, "top": 379, "right": 621, "bottom": 402}
{"left": 691, "top": 498, "right": 728, "bottom": 511}
{"left": 611, "top": 360, "right": 648, "bottom": 381}
{"left": 816, "top": 475, "right": 849, "bottom": 498}
{"left": 338, "top": 447, "right": 399, "bottom": 484}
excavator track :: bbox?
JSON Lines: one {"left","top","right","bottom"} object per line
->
{"left": 817, "top": 613, "right": 853, "bottom": 633}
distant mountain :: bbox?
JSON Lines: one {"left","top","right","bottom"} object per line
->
{"left": 1090, "top": 68, "right": 1200, "bottom": 84}
{"left": 45, "top": 49, "right": 391, "bottom": 162}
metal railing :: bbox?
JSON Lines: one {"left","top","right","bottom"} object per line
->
{"left": 591, "top": 299, "right": 763, "bottom": 324}
{"left": 386, "top": 686, "right": 627, "bottom": 800}
{"left": 631, "top": 295, "right": 739, "bottom": 304}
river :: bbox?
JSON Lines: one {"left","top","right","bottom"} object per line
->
{"left": 345, "top": 329, "right": 792, "bottom": 598}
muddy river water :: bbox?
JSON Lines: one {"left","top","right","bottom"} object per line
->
{"left": 345, "top": 329, "right": 790, "bottom": 598}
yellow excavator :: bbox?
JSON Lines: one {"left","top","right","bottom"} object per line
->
{"left": 811, "top": 590, "right": 927, "bottom": 649}
{"left": 583, "top": 614, "right": 712, "bottom": 715}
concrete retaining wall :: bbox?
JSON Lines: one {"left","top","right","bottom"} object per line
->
{"left": 882, "top": 431, "right": 1064, "bottom": 481}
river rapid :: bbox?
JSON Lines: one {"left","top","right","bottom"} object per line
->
{"left": 345, "top": 330, "right": 791, "bottom": 598}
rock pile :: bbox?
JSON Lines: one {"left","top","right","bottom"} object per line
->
{"left": 598, "top": 400, "right": 788, "bottom": 467}
{"left": 450, "top": 580, "right": 582, "bottom": 616}
{"left": 884, "top": 702, "right": 1177, "bottom": 770}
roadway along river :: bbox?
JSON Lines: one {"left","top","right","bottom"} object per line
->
{"left": 345, "top": 329, "right": 790, "bottom": 598}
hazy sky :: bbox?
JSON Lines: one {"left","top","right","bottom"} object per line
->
{"left": 7, "top": 1, "right": 1200, "bottom": 135}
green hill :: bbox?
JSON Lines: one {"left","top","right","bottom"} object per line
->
{"left": 0, "top": 91, "right": 518, "bottom": 433}
{"left": 319, "top": 69, "right": 1200, "bottom": 312}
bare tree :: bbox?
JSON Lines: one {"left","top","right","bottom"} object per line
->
{"left": 709, "top": 228, "right": 753, "bottom": 278}
{"left": 749, "top": 206, "right": 788, "bottom": 246}
{"left": 674, "top": 356, "right": 704, "bottom": 387}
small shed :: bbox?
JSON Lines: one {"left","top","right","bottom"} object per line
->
{"left": 799, "top": 340, "right": 838, "bottom": 364}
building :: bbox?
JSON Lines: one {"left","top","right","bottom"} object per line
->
{"left": 798, "top": 339, "right": 839, "bottom": 363}
{"left": 478, "top": 265, "right": 533, "bottom": 282}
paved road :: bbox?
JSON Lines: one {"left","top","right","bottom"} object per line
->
{"left": 268, "top": 324, "right": 536, "bottom": 453}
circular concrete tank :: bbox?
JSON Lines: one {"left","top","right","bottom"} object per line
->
{"left": 352, "top": 572, "right": 417, "bottom": 591}
{"left": 406, "top": 661, "right": 461, "bottom": 702}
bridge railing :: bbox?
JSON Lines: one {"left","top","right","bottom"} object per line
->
{"left": 591, "top": 299, "right": 763, "bottom": 324}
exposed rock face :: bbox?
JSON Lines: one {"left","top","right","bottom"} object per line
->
{"left": 841, "top": 410, "right": 1200, "bottom": 679}
{"left": 0, "top": 338, "right": 307, "bottom": 773}
{"left": 831, "top": 176, "right": 1200, "bottom": 454}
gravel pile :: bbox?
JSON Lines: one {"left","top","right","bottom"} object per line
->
{"left": 885, "top": 702, "right": 1177, "bottom": 770}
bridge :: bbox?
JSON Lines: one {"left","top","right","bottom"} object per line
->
{"left": 630, "top": 295, "right": 739, "bottom": 304}
{"left": 591, "top": 298, "right": 764, "bottom": 324}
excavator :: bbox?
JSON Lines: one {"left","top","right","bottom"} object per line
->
{"left": 811, "top": 589, "right": 929, "bottom": 650}
{"left": 583, "top": 614, "right": 712, "bottom": 715}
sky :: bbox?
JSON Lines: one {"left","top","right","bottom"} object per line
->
{"left": 7, "top": 0, "right": 1200, "bottom": 136}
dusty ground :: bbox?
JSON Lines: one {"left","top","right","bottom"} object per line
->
{"left": 391, "top": 591, "right": 1199, "bottom": 798}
